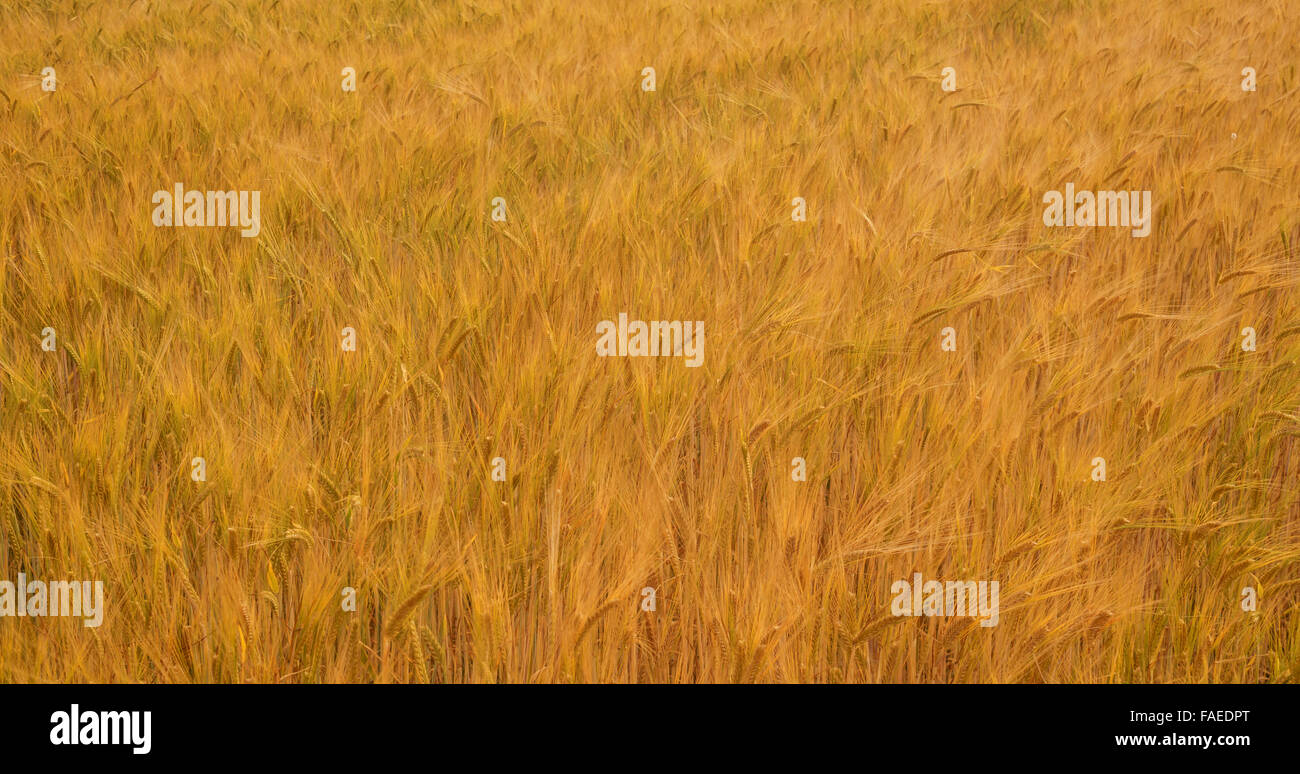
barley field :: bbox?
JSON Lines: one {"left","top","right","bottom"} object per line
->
{"left": 1, "top": 0, "right": 1297, "bottom": 683}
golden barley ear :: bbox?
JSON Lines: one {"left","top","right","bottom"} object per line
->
{"left": 386, "top": 584, "right": 435, "bottom": 637}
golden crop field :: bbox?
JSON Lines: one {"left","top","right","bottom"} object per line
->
{"left": 1, "top": 0, "right": 1297, "bottom": 684}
